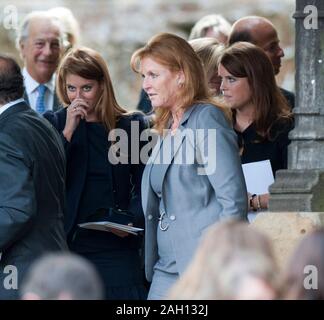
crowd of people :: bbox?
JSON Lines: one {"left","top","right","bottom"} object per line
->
{"left": 0, "top": 7, "right": 322, "bottom": 301}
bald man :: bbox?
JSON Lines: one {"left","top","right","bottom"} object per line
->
{"left": 228, "top": 16, "right": 295, "bottom": 108}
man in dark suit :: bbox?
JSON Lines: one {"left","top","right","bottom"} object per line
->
{"left": 228, "top": 16, "right": 295, "bottom": 109}
{"left": 0, "top": 55, "right": 67, "bottom": 299}
{"left": 16, "top": 11, "right": 64, "bottom": 113}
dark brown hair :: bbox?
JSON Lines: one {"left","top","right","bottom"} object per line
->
{"left": 218, "top": 42, "right": 292, "bottom": 140}
{"left": 0, "top": 54, "right": 24, "bottom": 104}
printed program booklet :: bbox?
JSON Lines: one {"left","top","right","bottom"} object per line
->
{"left": 78, "top": 221, "right": 144, "bottom": 236}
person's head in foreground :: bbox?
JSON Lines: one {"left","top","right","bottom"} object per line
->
{"left": 20, "top": 252, "right": 104, "bottom": 300}
{"left": 168, "top": 220, "right": 278, "bottom": 300}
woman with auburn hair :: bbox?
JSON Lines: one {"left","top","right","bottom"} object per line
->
{"left": 189, "top": 37, "right": 224, "bottom": 96}
{"left": 218, "top": 42, "right": 293, "bottom": 212}
{"left": 169, "top": 220, "right": 278, "bottom": 300}
{"left": 44, "top": 47, "right": 148, "bottom": 299}
{"left": 131, "top": 32, "right": 247, "bottom": 299}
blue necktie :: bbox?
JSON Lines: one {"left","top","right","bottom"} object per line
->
{"left": 36, "top": 84, "right": 47, "bottom": 113}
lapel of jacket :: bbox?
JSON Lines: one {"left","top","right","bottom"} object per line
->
{"left": 142, "top": 105, "right": 197, "bottom": 216}
{"left": 23, "top": 91, "right": 30, "bottom": 106}
{"left": 157, "top": 105, "right": 197, "bottom": 186}
{"left": 52, "top": 92, "right": 61, "bottom": 111}
{"left": 141, "top": 134, "right": 162, "bottom": 216}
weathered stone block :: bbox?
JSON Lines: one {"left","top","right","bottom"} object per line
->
{"left": 251, "top": 211, "right": 324, "bottom": 268}
{"left": 269, "top": 170, "right": 324, "bottom": 212}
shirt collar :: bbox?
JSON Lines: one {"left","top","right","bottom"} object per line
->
{"left": 0, "top": 98, "right": 25, "bottom": 115}
{"left": 22, "top": 68, "right": 56, "bottom": 94}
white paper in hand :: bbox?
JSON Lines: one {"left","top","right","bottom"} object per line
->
{"left": 242, "top": 160, "right": 274, "bottom": 194}
{"left": 242, "top": 160, "right": 274, "bottom": 223}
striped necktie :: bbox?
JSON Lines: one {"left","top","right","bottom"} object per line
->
{"left": 36, "top": 84, "right": 47, "bottom": 113}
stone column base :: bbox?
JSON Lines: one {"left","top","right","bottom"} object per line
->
{"left": 269, "top": 169, "right": 324, "bottom": 212}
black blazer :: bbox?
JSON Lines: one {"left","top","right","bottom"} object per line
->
{"left": 44, "top": 108, "right": 147, "bottom": 237}
{"left": 0, "top": 102, "right": 68, "bottom": 299}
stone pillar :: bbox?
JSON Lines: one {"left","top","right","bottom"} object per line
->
{"left": 252, "top": 1, "right": 324, "bottom": 269}
{"left": 269, "top": 0, "right": 324, "bottom": 212}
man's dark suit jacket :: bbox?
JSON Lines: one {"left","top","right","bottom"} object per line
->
{"left": 44, "top": 108, "right": 147, "bottom": 240}
{"left": 0, "top": 101, "right": 68, "bottom": 299}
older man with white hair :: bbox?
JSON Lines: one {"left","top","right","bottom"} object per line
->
{"left": 17, "top": 11, "right": 65, "bottom": 113}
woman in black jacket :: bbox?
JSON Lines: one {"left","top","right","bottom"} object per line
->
{"left": 44, "top": 47, "right": 148, "bottom": 300}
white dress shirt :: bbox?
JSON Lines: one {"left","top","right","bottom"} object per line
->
{"left": 22, "top": 68, "right": 56, "bottom": 112}
{"left": 0, "top": 98, "right": 25, "bottom": 116}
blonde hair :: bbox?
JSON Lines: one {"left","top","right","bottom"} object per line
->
{"left": 131, "top": 32, "right": 228, "bottom": 135}
{"left": 56, "top": 47, "right": 128, "bottom": 131}
{"left": 169, "top": 220, "right": 278, "bottom": 299}
{"left": 189, "top": 37, "right": 224, "bottom": 94}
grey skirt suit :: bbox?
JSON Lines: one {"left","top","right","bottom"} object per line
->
{"left": 142, "top": 103, "right": 248, "bottom": 298}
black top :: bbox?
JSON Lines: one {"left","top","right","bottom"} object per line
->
{"left": 235, "top": 120, "right": 293, "bottom": 176}
{"left": 43, "top": 108, "right": 147, "bottom": 236}
{"left": 77, "top": 122, "right": 114, "bottom": 224}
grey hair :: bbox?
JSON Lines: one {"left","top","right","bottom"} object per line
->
{"left": 189, "top": 14, "right": 232, "bottom": 40}
{"left": 47, "top": 7, "right": 81, "bottom": 48}
{"left": 16, "top": 11, "right": 67, "bottom": 52}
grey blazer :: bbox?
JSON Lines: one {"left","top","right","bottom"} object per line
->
{"left": 142, "top": 103, "right": 248, "bottom": 282}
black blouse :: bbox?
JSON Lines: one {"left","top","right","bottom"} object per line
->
{"left": 235, "top": 120, "right": 293, "bottom": 176}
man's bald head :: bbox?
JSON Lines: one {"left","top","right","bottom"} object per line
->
{"left": 228, "top": 16, "right": 284, "bottom": 75}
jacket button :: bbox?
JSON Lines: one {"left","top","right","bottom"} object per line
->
{"left": 170, "top": 215, "right": 176, "bottom": 221}
{"left": 147, "top": 215, "right": 153, "bottom": 220}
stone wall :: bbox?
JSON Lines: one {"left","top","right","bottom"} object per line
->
{"left": 0, "top": 0, "right": 295, "bottom": 109}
